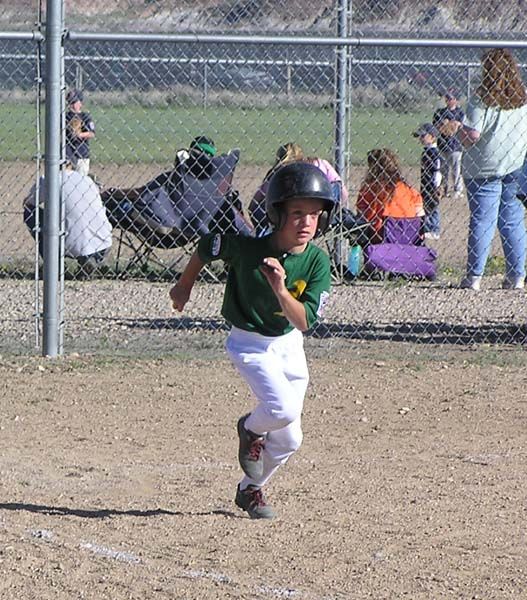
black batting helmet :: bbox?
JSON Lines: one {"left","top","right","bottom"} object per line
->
{"left": 265, "top": 161, "right": 336, "bottom": 235}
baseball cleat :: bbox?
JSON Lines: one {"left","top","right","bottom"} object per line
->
{"left": 237, "top": 414, "right": 265, "bottom": 479}
{"left": 235, "top": 484, "right": 275, "bottom": 519}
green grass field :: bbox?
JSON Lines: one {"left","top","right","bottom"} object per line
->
{"left": 0, "top": 102, "right": 429, "bottom": 166}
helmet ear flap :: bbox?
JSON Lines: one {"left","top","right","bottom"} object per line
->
{"left": 314, "top": 204, "right": 335, "bottom": 237}
{"left": 315, "top": 211, "right": 329, "bottom": 237}
{"left": 267, "top": 204, "right": 285, "bottom": 230}
{"left": 278, "top": 210, "right": 287, "bottom": 230}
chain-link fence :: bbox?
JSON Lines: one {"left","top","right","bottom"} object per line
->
{"left": 1, "top": 1, "right": 527, "bottom": 356}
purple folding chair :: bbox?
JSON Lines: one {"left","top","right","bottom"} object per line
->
{"left": 383, "top": 216, "right": 423, "bottom": 245}
{"left": 364, "top": 217, "right": 437, "bottom": 280}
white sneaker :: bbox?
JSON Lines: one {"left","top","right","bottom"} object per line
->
{"left": 453, "top": 191, "right": 463, "bottom": 199}
{"left": 424, "top": 232, "right": 440, "bottom": 240}
{"left": 460, "top": 275, "right": 482, "bottom": 291}
{"left": 502, "top": 275, "right": 525, "bottom": 290}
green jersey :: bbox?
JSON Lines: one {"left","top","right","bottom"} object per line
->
{"left": 198, "top": 233, "right": 331, "bottom": 336}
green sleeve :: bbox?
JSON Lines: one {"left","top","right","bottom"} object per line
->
{"left": 301, "top": 251, "right": 331, "bottom": 329}
{"left": 197, "top": 233, "right": 238, "bottom": 264}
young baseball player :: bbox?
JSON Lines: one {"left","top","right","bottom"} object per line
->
{"left": 65, "top": 89, "right": 96, "bottom": 176}
{"left": 169, "top": 161, "right": 335, "bottom": 519}
{"left": 413, "top": 123, "right": 443, "bottom": 240}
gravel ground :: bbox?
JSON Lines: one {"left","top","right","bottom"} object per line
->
{"left": 1, "top": 276, "right": 525, "bottom": 356}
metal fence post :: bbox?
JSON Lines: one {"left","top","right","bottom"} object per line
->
{"left": 332, "top": 0, "right": 351, "bottom": 280}
{"left": 42, "top": 0, "right": 63, "bottom": 357}
{"left": 334, "top": 0, "right": 350, "bottom": 179}
{"left": 75, "top": 62, "right": 84, "bottom": 90}
{"left": 203, "top": 62, "right": 208, "bottom": 109}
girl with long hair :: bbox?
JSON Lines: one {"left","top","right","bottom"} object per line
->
{"left": 356, "top": 148, "right": 424, "bottom": 244}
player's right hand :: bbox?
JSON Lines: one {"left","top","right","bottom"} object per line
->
{"left": 169, "top": 284, "right": 190, "bottom": 312}
{"left": 260, "top": 257, "right": 286, "bottom": 293}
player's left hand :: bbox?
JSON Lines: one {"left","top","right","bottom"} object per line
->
{"left": 260, "top": 257, "right": 286, "bottom": 291}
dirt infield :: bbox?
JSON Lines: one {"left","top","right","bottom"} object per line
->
{"left": 1, "top": 346, "right": 525, "bottom": 599}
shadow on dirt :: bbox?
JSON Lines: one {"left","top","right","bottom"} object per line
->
{"left": 120, "top": 317, "right": 527, "bottom": 346}
{"left": 0, "top": 502, "right": 181, "bottom": 518}
{"left": 0, "top": 502, "right": 237, "bottom": 519}
{"left": 312, "top": 321, "right": 527, "bottom": 346}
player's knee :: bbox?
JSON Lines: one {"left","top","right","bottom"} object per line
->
{"left": 287, "top": 429, "right": 303, "bottom": 454}
{"left": 269, "top": 404, "right": 302, "bottom": 429}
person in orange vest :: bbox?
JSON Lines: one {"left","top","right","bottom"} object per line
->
{"left": 356, "top": 148, "right": 424, "bottom": 245}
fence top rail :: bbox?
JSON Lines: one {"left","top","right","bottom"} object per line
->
{"left": 1, "top": 30, "right": 526, "bottom": 50}
{"left": 0, "top": 31, "right": 43, "bottom": 41}
{"left": 66, "top": 31, "right": 527, "bottom": 50}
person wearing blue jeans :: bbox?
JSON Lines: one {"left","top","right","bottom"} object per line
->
{"left": 516, "top": 156, "right": 527, "bottom": 207}
{"left": 459, "top": 48, "right": 527, "bottom": 291}
{"left": 464, "top": 173, "right": 526, "bottom": 287}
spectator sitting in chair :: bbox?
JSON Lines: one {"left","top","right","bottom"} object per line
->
{"left": 356, "top": 148, "right": 425, "bottom": 245}
{"left": 128, "top": 135, "right": 220, "bottom": 198}
{"left": 358, "top": 148, "right": 437, "bottom": 281}
{"left": 24, "top": 159, "right": 113, "bottom": 274}
{"left": 305, "top": 155, "right": 350, "bottom": 208}
{"left": 174, "top": 135, "right": 218, "bottom": 180}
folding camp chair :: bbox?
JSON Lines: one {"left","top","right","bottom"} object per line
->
{"left": 324, "top": 181, "right": 371, "bottom": 282}
{"left": 102, "top": 149, "right": 253, "bottom": 280}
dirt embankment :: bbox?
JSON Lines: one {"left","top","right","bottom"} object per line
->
{"left": 3, "top": 0, "right": 527, "bottom": 34}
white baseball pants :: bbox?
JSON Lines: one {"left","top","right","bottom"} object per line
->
{"left": 225, "top": 326, "right": 309, "bottom": 489}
